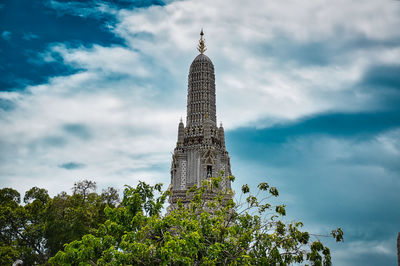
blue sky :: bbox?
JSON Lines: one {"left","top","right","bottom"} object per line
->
{"left": 1, "top": 0, "right": 400, "bottom": 264}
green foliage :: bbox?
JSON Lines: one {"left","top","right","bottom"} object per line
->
{"left": 49, "top": 176, "right": 343, "bottom": 266}
{"left": 0, "top": 180, "right": 120, "bottom": 265}
{"left": 0, "top": 187, "right": 48, "bottom": 265}
{"left": 331, "top": 227, "right": 344, "bottom": 242}
{"left": 0, "top": 177, "right": 342, "bottom": 265}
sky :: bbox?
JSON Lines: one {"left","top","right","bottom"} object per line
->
{"left": 1, "top": 0, "right": 400, "bottom": 264}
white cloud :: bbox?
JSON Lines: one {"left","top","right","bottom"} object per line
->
{"left": 110, "top": 0, "right": 400, "bottom": 128}
{"left": 51, "top": 44, "right": 150, "bottom": 78}
{"left": 1, "top": 0, "right": 400, "bottom": 203}
{"left": 0, "top": 70, "right": 181, "bottom": 195}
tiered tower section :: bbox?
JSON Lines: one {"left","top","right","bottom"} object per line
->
{"left": 169, "top": 30, "right": 232, "bottom": 208}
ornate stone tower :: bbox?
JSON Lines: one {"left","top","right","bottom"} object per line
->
{"left": 169, "top": 30, "right": 232, "bottom": 208}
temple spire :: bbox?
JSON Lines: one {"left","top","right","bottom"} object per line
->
{"left": 197, "top": 29, "right": 207, "bottom": 54}
{"left": 168, "top": 33, "right": 232, "bottom": 211}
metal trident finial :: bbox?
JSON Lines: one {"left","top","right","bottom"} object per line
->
{"left": 197, "top": 29, "right": 207, "bottom": 54}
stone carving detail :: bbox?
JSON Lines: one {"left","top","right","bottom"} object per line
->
{"left": 180, "top": 160, "right": 187, "bottom": 190}
{"left": 171, "top": 154, "right": 177, "bottom": 172}
{"left": 220, "top": 164, "right": 226, "bottom": 190}
{"left": 201, "top": 149, "right": 216, "bottom": 165}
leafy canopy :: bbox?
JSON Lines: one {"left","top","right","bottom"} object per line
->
{"left": 0, "top": 180, "right": 119, "bottom": 265}
{"left": 50, "top": 175, "right": 343, "bottom": 265}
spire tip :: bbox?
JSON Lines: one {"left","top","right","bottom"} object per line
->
{"left": 197, "top": 29, "right": 207, "bottom": 54}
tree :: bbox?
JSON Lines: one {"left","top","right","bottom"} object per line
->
{"left": 101, "top": 187, "right": 120, "bottom": 207}
{"left": 73, "top": 180, "right": 97, "bottom": 202}
{"left": 45, "top": 180, "right": 119, "bottom": 257}
{"left": 0, "top": 187, "right": 49, "bottom": 265}
{"left": 50, "top": 175, "right": 343, "bottom": 265}
{"left": 0, "top": 188, "right": 23, "bottom": 265}
{"left": 0, "top": 181, "right": 120, "bottom": 265}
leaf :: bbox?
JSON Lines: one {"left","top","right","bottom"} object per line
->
{"left": 269, "top": 187, "right": 279, "bottom": 197}
{"left": 275, "top": 205, "right": 286, "bottom": 216}
{"left": 257, "top": 182, "right": 269, "bottom": 191}
{"left": 331, "top": 227, "right": 344, "bottom": 242}
{"left": 241, "top": 184, "right": 250, "bottom": 194}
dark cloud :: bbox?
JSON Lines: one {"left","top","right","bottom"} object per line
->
{"left": 228, "top": 111, "right": 400, "bottom": 150}
{"left": 0, "top": 98, "right": 15, "bottom": 111}
{"left": 344, "top": 252, "right": 395, "bottom": 266}
{"left": 356, "top": 64, "right": 400, "bottom": 110}
{"left": 39, "top": 136, "right": 67, "bottom": 147}
{"left": 63, "top": 123, "right": 92, "bottom": 140}
{"left": 59, "top": 161, "right": 85, "bottom": 170}
{"left": 257, "top": 38, "right": 333, "bottom": 66}
{"left": 363, "top": 65, "right": 400, "bottom": 89}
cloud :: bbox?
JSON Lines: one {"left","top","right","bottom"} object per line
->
{"left": 7, "top": 0, "right": 400, "bottom": 126}
{"left": 1, "top": 0, "right": 399, "bottom": 210}
{"left": 1, "top": 31, "right": 11, "bottom": 41}
{"left": 0, "top": 98, "right": 15, "bottom": 111}
{"left": 0, "top": 0, "right": 398, "bottom": 199}
{"left": 109, "top": 0, "right": 400, "bottom": 128}
{"left": 22, "top": 32, "right": 39, "bottom": 41}
{"left": 46, "top": 0, "right": 117, "bottom": 19}
{"left": 334, "top": 238, "right": 397, "bottom": 265}
{"left": 59, "top": 162, "right": 86, "bottom": 170}
{"left": 358, "top": 64, "right": 400, "bottom": 110}
{"left": 0, "top": 66, "right": 181, "bottom": 195}
{"left": 63, "top": 123, "right": 92, "bottom": 140}
{"left": 45, "top": 0, "right": 166, "bottom": 20}
{"left": 50, "top": 44, "right": 150, "bottom": 78}
{"left": 229, "top": 111, "right": 400, "bottom": 148}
